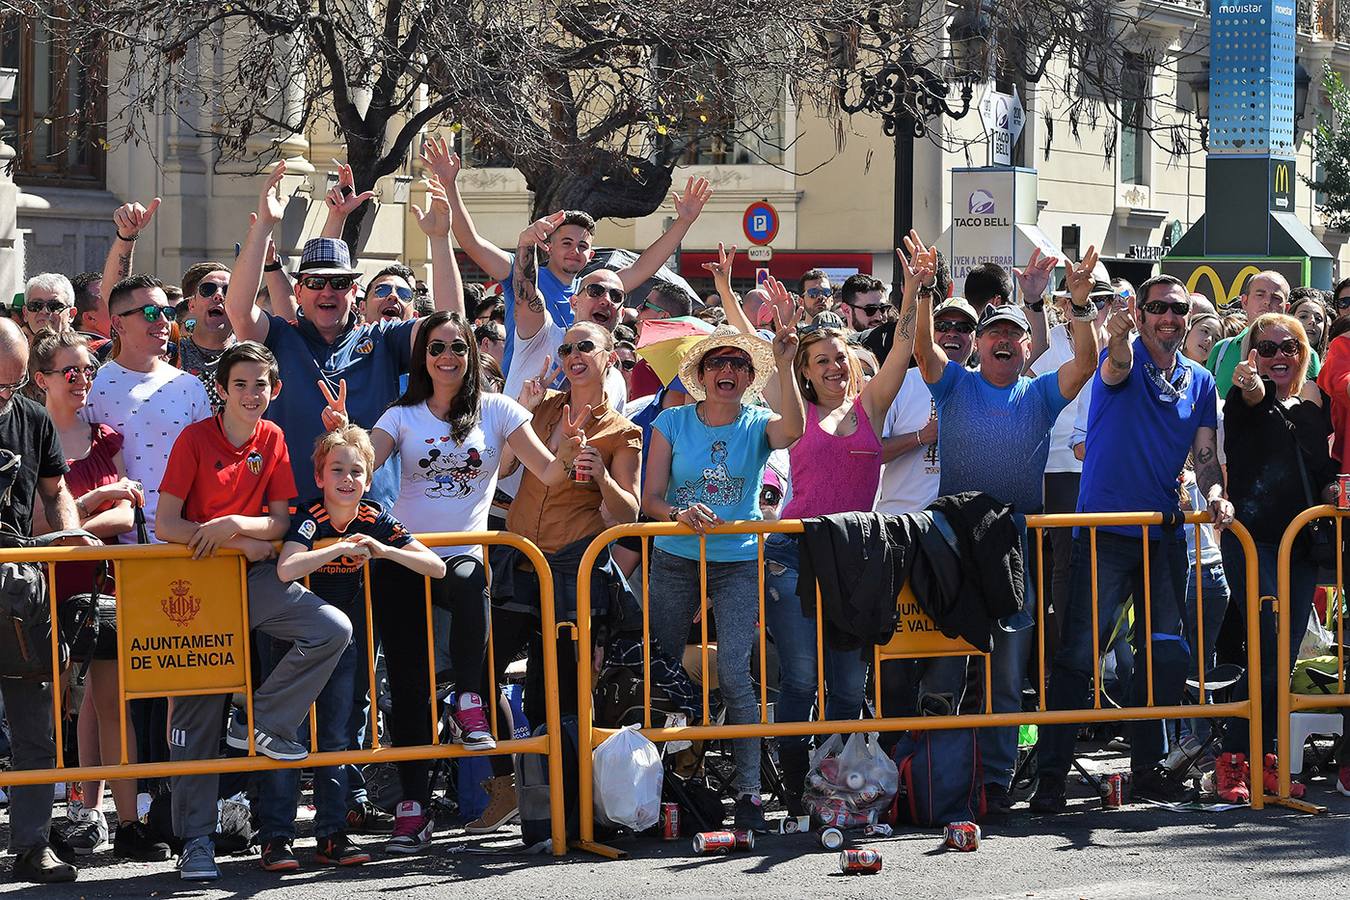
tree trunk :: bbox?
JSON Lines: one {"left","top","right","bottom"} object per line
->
{"left": 524, "top": 158, "right": 675, "bottom": 223}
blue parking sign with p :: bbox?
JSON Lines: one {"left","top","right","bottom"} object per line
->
{"left": 743, "top": 201, "right": 779, "bottom": 246}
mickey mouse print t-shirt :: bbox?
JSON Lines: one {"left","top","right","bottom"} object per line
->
{"left": 374, "top": 393, "right": 531, "bottom": 559}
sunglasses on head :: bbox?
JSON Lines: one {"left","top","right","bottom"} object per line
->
{"left": 300, "top": 274, "right": 356, "bottom": 292}
{"left": 935, "top": 319, "right": 976, "bottom": 334}
{"left": 196, "top": 281, "right": 229, "bottom": 299}
{"left": 43, "top": 364, "right": 97, "bottom": 384}
{"left": 1140, "top": 300, "right": 1191, "bottom": 317}
{"left": 850, "top": 303, "right": 885, "bottom": 316}
{"left": 427, "top": 339, "right": 469, "bottom": 358}
{"left": 557, "top": 339, "right": 598, "bottom": 358}
{"left": 805, "top": 286, "right": 833, "bottom": 298}
{"left": 372, "top": 283, "right": 413, "bottom": 302}
{"left": 1255, "top": 338, "right": 1300, "bottom": 358}
{"left": 116, "top": 303, "right": 178, "bottom": 323}
{"left": 703, "top": 354, "right": 754, "bottom": 374}
{"left": 584, "top": 283, "right": 625, "bottom": 304}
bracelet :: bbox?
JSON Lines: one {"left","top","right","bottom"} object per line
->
{"left": 1027, "top": 297, "right": 1046, "bottom": 313}
{"left": 264, "top": 261, "right": 283, "bottom": 272}
{"left": 1069, "top": 301, "right": 1097, "bottom": 322}
{"left": 116, "top": 230, "right": 138, "bottom": 242}
{"left": 669, "top": 507, "right": 683, "bottom": 522}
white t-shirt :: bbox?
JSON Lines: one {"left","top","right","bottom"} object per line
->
{"left": 505, "top": 316, "right": 626, "bottom": 410}
{"left": 373, "top": 394, "right": 532, "bottom": 559}
{"left": 877, "top": 367, "right": 940, "bottom": 515}
{"left": 1028, "top": 324, "right": 1083, "bottom": 475}
{"left": 84, "top": 360, "right": 213, "bottom": 541}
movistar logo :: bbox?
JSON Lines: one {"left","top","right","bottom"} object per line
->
{"left": 1218, "top": 3, "right": 1262, "bottom": 11}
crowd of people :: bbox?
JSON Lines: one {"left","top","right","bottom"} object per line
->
{"left": 2, "top": 140, "right": 1349, "bottom": 884}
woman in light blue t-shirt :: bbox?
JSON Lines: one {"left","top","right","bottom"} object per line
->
{"left": 641, "top": 312, "right": 804, "bottom": 832}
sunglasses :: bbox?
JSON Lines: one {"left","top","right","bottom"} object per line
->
{"left": 1336, "top": 295, "right": 1350, "bottom": 310}
{"left": 196, "top": 281, "right": 229, "bottom": 299}
{"left": 557, "top": 339, "right": 598, "bottom": 358}
{"left": 850, "top": 303, "right": 885, "bottom": 316}
{"left": 618, "top": 359, "right": 637, "bottom": 371}
{"left": 1140, "top": 300, "right": 1191, "bottom": 317}
{"left": 805, "top": 287, "right": 833, "bottom": 298}
{"left": 116, "top": 304, "right": 178, "bottom": 323}
{"left": 935, "top": 319, "right": 976, "bottom": 334}
{"left": 42, "top": 364, "right": 98, "bottom": 384}
{"left": 641, "top": 300, "right": 672, "bottom": 316}
{"left": 300, "top": 274, "right": 356, "bottom": 292}
{"left": 703, "top": 355, "right": 754, "bottom": 374}
{"left": 428, "top": 339, "right": 469, "bottom": 358}
{"left": 584, "top": 283, "right": 625, "bottom": 304}
{"left": 1254, "top": 338, "right": 1300, "bottom": 358}
{"left": 0, "top": 373, "right": 29, "bottom": 394}
{"left": 24, "top": 300, "right": 69, "bottom": 314}
{"left": 372, "top": 283, "right": 413, "bottom": 302}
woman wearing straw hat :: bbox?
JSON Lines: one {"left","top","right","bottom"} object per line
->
{"left": 642, "top": 281, "right": 804, "bottom": 832}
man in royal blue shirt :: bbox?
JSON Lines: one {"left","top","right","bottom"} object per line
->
{"left": 1030, "top": 273, "right": 1234, "bottom": 813}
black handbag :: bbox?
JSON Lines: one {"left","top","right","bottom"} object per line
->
{"left": 1276, "top": 401, "right": 1337, "bottom": 566}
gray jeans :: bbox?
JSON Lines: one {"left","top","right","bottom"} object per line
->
{"left": 170, "top": 562, "right": 352, "bottom": 840}
{"left": 648, "top": 549, "right": 761, "bottom": 795}
{"left": 2, "top": 678, "right": 55, "bottom": 851}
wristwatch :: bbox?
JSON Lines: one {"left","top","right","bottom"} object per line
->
{"left": 1027, "top": 297, "right": 1046, "bottom": 313}
{"left": 668, "top": 507, "right": 683, "bottom": 522}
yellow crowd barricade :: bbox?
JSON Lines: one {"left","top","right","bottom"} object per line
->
{"left": 0, "top": 531, "right": 568, "bottom": 858}
{"left": 573, "top": 513, "right": 1265, "bottom": 857}
{"left": 1276, "top": 505, "right": 1350, "bottom": 812}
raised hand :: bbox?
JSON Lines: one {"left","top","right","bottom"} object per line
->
{"left": 420, "top": 135, "right": 462, "bottom": 186}
{"left": 113, "top": 197, "right": 161, "bottom": 240}
{"left": 1233, "top": 348, "right": 1265, "bottom": 398}
{"left": 896, "top": 241, "right": 936, "bottom": 297}
{"left": 558, "top": 403, "right": 587, "bottom": 466}
{"left": 771, "top": 302, "right": 800, "bottom": 366}
{"left": 325, "top": 160, "right": 378, "bottom": 218}
{"left": 518, "top": 211, "right": 566, "bottom": 251}
{"left": 701, "top": 241, "right": 737, "bottom": 291}
{"left": 1066, "top": 245, "right": 1101, "bottom": 308}
{"left": 1105, "top": 296, "right": 1137, "bottom": 346}
{"left": 248, "top": 213, "right": 280, "bottom": 266}
{"left": 672, "top": 176, "right": 713, "bottom": 222}
{"left": 319, "top": 378, "right": 349, "bottom": 431}
{"left": 762, "top": 276, "right": 798, "bottom": 330}
{"left": 1013, "top": 247, "right": 1058, "bottom": 305}
{"left": 412, "top": 176, "right": 453, "bottom": 238}
{"left": 257, "top": 161, "right": 290, "bottom": 227}
{"left": 518, "top": 354, "right": 556, "bottom": 411}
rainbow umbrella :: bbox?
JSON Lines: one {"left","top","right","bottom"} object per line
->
{"left": 635, "top": 316, "right": 717, "bottom": 388}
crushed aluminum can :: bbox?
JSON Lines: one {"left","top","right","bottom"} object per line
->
{"left": 863, "top": 823, "right": 893, "bottom": 838}
{"left": 777, "top": 815, "right": 810, "bottom": 835}
{"left": 819, "top": 827, "right": 845, "bottom": 850}
{"left": 838, "top": 848, "right": 883, "bottom": 874}
{"left": 661, "top": 802, "right": 680, "bottom": 840}
{"left": 943, "top": 821, "right": 981, "bottom": 852}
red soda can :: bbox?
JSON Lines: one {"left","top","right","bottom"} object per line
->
{"left": 838, "top": 848, "right": 883, "bottom": 874}
{"left": 1338, "top": 474, "right": 1350, "bottom": 510}
{"left": 944, "top": 821, "right": 981, "bottom": 851}
{"left": 692, "top": 831, "right": 736, "bottom": 854}
{"left": 1102, "top": 773, "right": 1125, "bottom": 809}
{"left": 573, "top": 465, "right": 591, "bottom": 484}
{"left": 731, "top": 829, "right": 755, "bottom": 851}
{"left": 661, "top": 802, "right": 680, "bottom": 840}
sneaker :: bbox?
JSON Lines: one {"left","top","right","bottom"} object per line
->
{"left": 12, "top": 845, "right": 76, "bottom": 884}
{"left": 465, "top": 775, "right": 519, "bottom": 834}
{"left": 225, "top": 713, "right": 309, "bottom": 762}
{"left": 112, "top": 820, "right": 171, "bottom": 862}
{"left": 316, "top": 832, "right": 370, "bottom": 866}
{"left": 1262, "top": 754, "right": 1305, "bottom": 799}
{"left": 732, "top": 793, "right": 768, "bottom": 833}
{"left": 1028, "top": 774, "right": 1067, "bottom": 814}
{"left": 1214, "top": 752, "right": 1251, "bottom": 803}
{"left": 386, "top": 800, "right": 434, "bottom": 854}
{"left": 347, "top": 800, "right": 396, "bottom": 834}
{"left": 177, "top": 836, "right": 219, "bottom": 882}
{"left": 1131, "top": 768, "right": 1199, "bottom": 805}
{"left": 259, "top": 838, "right": 300, "bottom": 872}
{"left": 450, "top": 693, "right": 497, "bottom": 751}
{"left": 984, "top": 782, "right": 1015, "bottom": 815}
{"left": 1338, "top": 764, "right": 1350, "bottom": 797}
{"left": 64, "top": 806, "right": 109, "bottom": 855}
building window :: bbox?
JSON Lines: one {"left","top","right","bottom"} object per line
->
{"left": 0, "top": 14, "right": 105, "bottom": 186}
{"left": 1120, "top": 55, "right": 1149, "bottom": 186}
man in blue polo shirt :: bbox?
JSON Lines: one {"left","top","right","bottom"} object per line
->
{"left": 225, "top": 161, "right": 462, "bottom": 492}
{"left": 912, "top": 243, "right": 1101, "bottom": 813}
{"left": 1031, "top": 273, "right": 1233, "bottom": 813}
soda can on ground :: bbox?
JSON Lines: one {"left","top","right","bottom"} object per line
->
{"left": 661, "top": 802, "right": 680, "bottom": 840}
{"left": 1338, "top": 474, "right": 1350, "bottom": 509}
{"left": 838, "top": 848, "right": 883, "bottom": 874}
{"left": 1102, "top": 773, "right": 1126, "bottom": 809}
{"left": 944, "top": 821, "right": 981, "bottom": 851}
{"left": 777, "top": 815, "right": 810, "bottom": 835}
{"left": 818, "top": 826, "right": 844, "bottom": 850}
{"left": 863, "top": 823, "right": 893, "bottom": 838}
{"left": 692, "top": 831, "right": 736, "bottom": 854}
{"left": 732, "top": 830, "right": 755, "bottom": 851}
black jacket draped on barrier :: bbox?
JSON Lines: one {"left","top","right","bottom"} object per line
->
{"left": 797, "top": 492, "right": 1024, "bottom": 653}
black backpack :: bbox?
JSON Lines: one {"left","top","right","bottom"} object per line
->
{"left": 513, "top": 715, "right": 581, "bottom": 849}
{"left": 0, "top": 525, "right": 96, "bottom": 681}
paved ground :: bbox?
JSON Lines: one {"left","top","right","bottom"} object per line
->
{"left": 2, "top": 762, "right": 1347, "bottom": 900}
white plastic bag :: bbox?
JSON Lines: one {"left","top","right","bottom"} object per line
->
{"left": 803, "top": 732, "right": 899, "bottom": 827}
{"left": 593, "top": 724, "right": 663, "bottom": 831}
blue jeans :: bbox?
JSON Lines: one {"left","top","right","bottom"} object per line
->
{"left": 1219, "top": 533, "right": 1315, "bottom": 756}
{"left": 648, "top": 549, "right": 762, "bottom": 794}
{"left": 258, "top": 603, "right": 364, "bottom": 841}
{"left": 763, "top": 534, "right": 869, "bottom": 753}
{"left": 1176, "top": 560, "right": 1230, "bottom": 746}
{"left": 1041, "top": 529, "right": 1189, "bottom": 778}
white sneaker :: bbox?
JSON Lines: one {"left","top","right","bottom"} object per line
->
{"left": 65, "top": 806, "right": 110, "bottom": 855}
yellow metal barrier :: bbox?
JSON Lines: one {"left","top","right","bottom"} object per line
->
{"left": 574, "top": 513, "right": 1265, "bottom": 855}
{"left": 0, "top": 531, "right": 568, "bottom": 857}
{"left": 1276, "top": 505, "right": 1349, "bottom": 811}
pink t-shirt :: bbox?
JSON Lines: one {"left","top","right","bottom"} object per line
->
{"left": 781, "top": 396, "right": 882, "bottom": 518}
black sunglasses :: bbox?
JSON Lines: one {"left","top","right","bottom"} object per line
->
{"left": 197, "top": 281, "right": 229, "bottom": 299}
{"left": 1254, "top": 338, "right": 1300, "bottom": 358}
{"left": 557, "top": 339, "right": 598, "bottom": 358}
{"left": 805, "top": 286, "right": 833, "bottom": 298}
{"left": 584, "top": 283, "right": 625, "bottom": 304}
{"left": 372, "top": 283, "right": 413, "bottom": 302}
{"left": 300, "top": 274, "right": 356, "bottom": 292}
{"left": 116, "top": 304, "right": 178, "bottom": 323}
{"left": 428, "top": 339, "right": 469, "bottom": 358}
{"left": 24, "top": 300, "right": 69, "bottom": 314}
{"left": 42, "top": 364, "right": 98, "bottom": 384}
{"left": 1336, "top": 294, "right": 1350, "bottom": 309}
{"left": 702, "top": 355, "right": 754, "bottom": 373}
{"left": 934, "top": 320, "right": 976, "bottom": 334}
{"left": 618, "top": 359, "right": 637, "bottom": 371}
{"left": 1140, "top": 300, "right": 1191, "bottom": 317}
{"left": 850, "top": 303, "right": 885, "bottom": 316}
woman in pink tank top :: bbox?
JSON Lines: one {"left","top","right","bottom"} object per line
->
{"left": 763, "top": 250, "right": 933, "bottom": 815}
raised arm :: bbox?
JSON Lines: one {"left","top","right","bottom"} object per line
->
{"left": 1058, "top": 245, "right": 1103, "bottom": 401}
{"left": 765, "top": 306, "right": 806, "bottom": 449}
{"left": 904, "top": 234, "right": 946, "bottom": 384}
{"left": 319, "top": 161, "right": 378, "bottom": 241}
{"left": 863, "top": 233, "right": 931, "bottom": 422}
{"left": 616, "top": 177, "right": 712, "bottom": 292}
{"left": 704, "top": 242, "right": 753, "bottom": 334}
{"left": 422, "top": 135, "right": 513, "bottom": 283}
{"left": 1099, "top": 295, "right": 1137, "bottom": 387}
{"left": 411, "top": 173, "right": 464, "bottom": 325}
{"left": 226, "top": 162, "right": 290, "bottom": 344}
{"left": 101, "top": 198, "right": 160, "bottom": 304}
{"left": 1014, "top": 247, "right": 1056, "bottom": 364}
{"left": 512, "top": 212, "right": 565, "bottom": 340}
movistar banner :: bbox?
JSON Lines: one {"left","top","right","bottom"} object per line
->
{"left": 1210, "top": 0, "right": 1296, "bottom": 156}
